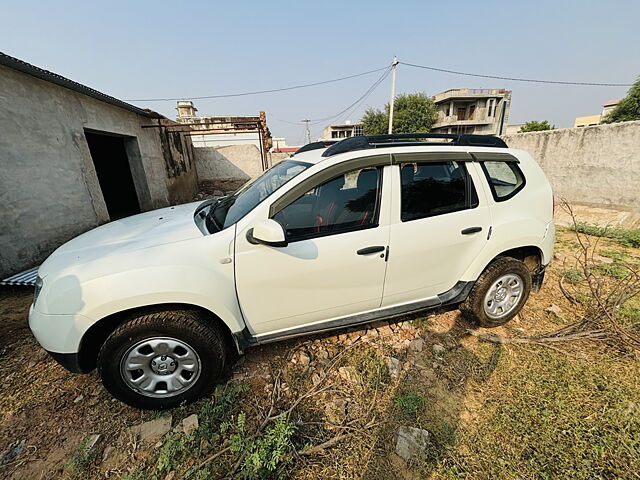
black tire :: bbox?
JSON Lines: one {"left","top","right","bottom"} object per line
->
{"left": 461, "top": 257, "right": 532, "bottom": 328}
{"left": 98, "top": 309, "right": 226, "bottom": 409}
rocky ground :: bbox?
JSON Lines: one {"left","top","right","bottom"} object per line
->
{"left": 0, "top": 227, "right": 639, "bottom": 479}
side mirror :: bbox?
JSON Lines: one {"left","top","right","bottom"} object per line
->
{"left": 246, "top": 219, "right": 288, "bottom": 247}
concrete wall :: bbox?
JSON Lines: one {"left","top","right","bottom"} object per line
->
{"left": 501, "top": 121, "right": 640, "bottom": 212}
{"left": 190, "top": 132, "right": 261, "bottom": 148}
{"left": 270, "top": 152, "right": 293, "bottom": 165}
{"left": 0, "top": 64, "right": 198, "bottom": 277}
{"left": 194, "top": 144, "right": 264, "bottom": 183}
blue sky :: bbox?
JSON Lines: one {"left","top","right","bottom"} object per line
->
{"left": 2, "top": 0, "right": 638, "bottom": 143}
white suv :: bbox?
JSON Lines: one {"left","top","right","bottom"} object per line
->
{"left": 29, "top": 133, "right": 554, "bottom": 409}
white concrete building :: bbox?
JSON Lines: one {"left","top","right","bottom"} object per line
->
{"left": 322, "top": 122, "right": 364, "bottom": 140}
{"left": 176, "top": 101, "right": 265, "bottom": 149}
{"left": 431, "top": 89, "right": 512, "bottom": 135}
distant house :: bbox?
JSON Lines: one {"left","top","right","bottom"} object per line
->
{"left": 574, "top": 114, "right": 602, "bottom": 128}
{"left": 271, "top": 138, "right": 300, "bottom": 154}
{"left": 601, "top": 99, "right": 621, "bottom": 117}
{"left": 574, "top": 99, "right": 621, "bottom": 127}
{"left": 431, "top": 88, "right": 512, "bottom": 135}
{"left": 322, "top": 122, "right": 363, "bottom": 140}
{"left": 176, "top": 100, "right": 271, "bottom": 151}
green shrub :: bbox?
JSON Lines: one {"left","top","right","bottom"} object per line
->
{"left": 394, "top": 392, "right": 426, "bottom": 420}
{"left": 562, "top": 268, "right": 583, "bottom": 284}
{"left": 572, "top": 222, "right": 640, "bottom": 248}
{"left": 197, "top": 382, "right": 249, "bottom": 441}
{"left": 350, "top": 348, "right": 389, "bottom": 389}
{"left": 68, "top": 436, "right": 98, "bottom": 476}
{"left": 152, "top": 382, "right": 248, "bottom": 479}
{"left": 120, "top": 467, "right": 149, "bottom": 480}
{"left": 222, "top": 413, "right": 296, "bottom": 479}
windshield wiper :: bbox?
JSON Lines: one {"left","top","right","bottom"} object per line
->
{"left": 206, "top": 199, "right": 224, "bottom": 233}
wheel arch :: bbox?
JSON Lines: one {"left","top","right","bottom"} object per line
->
{"left": 497, "top": 245, "right": 543, "bottom": 272}
{"left": 76, "top": 303, "right": 240, "bottom": 373}
{"left": 462, "top": 244, "right": 544, "bottom": 287}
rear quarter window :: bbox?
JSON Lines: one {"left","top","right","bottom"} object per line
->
{"left": 481, "top": 161, "right": 525, "bottom": 201}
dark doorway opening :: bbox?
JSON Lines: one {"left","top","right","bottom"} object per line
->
{"left": 85, "top": 131, "right": 142, "bottom": 220}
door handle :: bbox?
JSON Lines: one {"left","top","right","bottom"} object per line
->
{"left": 461, "top": 227, "right": 483, "bottom": 235}
{"left": 357, "top": 246, "right": 385, "bottom": 255}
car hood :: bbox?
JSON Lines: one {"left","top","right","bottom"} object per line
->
{"left": 39, "top": 202, "right": 204, "bottom": 277}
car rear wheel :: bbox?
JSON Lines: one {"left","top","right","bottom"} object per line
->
{"left": 98, "top": 309, "right": 226, "bottom": 409}
{"left": 461, "top": 257, "right": 531, "bottom": 328}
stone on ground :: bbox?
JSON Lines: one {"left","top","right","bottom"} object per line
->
{"left": 545, "top": 304, "right": 562, "bottom": 315}
{"left": 129, "top": 416, "right": 172, "bottom": 442}
{"left": 182, "top": 414, "right": 199, "bottom": 435}
{"left": 385, "top": 357, "right": 402, "bottom": 377}
{"left": 395, "top": 426, "right": 431, "bottom": 462}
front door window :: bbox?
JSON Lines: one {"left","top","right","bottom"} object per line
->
{"left": 273, "top": 167, "right": 383, "bottom": 242}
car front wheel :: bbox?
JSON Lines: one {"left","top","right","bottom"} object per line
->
{"left": 98, "top": 309, "right": 226, "bottom": 409}
{"left": 461, "top": 257, "right": 532, "bottom": 328}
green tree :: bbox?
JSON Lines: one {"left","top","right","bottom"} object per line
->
{"left": 361, "top": 92, "right": 438, "bottom": 135}
{"left": 601, "top": 76, "right": 640, "bottom": 123}
{"left": 519, "top": 120, "right": 555, "bottom": 132}
{"left": 361, "top": 107, "right": 387, "bottom": 135}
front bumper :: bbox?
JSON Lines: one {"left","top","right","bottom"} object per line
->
{"left": 46, "top": 351, "right": 85, "bottom": 373}
{"left": 28, "top": 304, "right": 92, "bottom": 356}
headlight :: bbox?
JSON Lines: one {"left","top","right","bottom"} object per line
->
{"left": 34, "top": 276, "right": 43, "bottom": 305}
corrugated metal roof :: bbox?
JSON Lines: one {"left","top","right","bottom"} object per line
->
{"left": 1, "top": 267, "right": 38, "bottom": 286}
{"left": 0, "top": 51, "right": 161, "bottom": 118}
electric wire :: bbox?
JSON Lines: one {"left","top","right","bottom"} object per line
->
{"left": 399, "top": 61, "right": 633, "bottom": 87}
{"left": 126, "top": 60, "right": 631, "bottom": 102}
{"left": 308, "top": 66, "right": 392, "bottom": 125}
{"left": 124, "top": 65, "right": 391, "bottom": 102}
{"left": 269, "top": 66, "right": 391, "bottom": 139}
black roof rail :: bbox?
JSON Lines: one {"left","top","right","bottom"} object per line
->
{"left": 293, "top": 140, "right": 339, "bottom": 155}
{"left": 321, "top": 133, "right": 508, "bottom": 157}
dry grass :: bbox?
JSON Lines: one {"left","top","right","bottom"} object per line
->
{"left": 0, "top": 227, "right": 639, "bottom": 479}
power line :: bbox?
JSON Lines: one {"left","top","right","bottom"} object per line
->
{"left": 308, "top": 66, "right": 392, "bottom": 124}
{"left": 269, "top": 66, "right": 391, "bottom": 140}
{"left": 399, "top": 61, "right": 633, "bottom": 87}
{"left": 124, "top": 65, "right": 391, "bottom": 102}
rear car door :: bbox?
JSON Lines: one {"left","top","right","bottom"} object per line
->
{"left": 382, "top": 152, "right": 491, "bottom": 306}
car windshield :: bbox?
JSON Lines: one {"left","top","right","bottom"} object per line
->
{"left": 201, "top": 160, "right": 311, "bottom": 233}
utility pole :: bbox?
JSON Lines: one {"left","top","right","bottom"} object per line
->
{"left": 387, "top": 56, "right": 399, "bottom": 134}
{"left": 301, "top": 119, "right": 311, "bottom": 144}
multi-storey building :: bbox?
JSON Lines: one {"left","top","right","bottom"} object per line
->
{"left": 322, "top": 122, "right": 364, "bottom": 140}
{"left": 431, "top": 88, "right": 512, "bottom": 135}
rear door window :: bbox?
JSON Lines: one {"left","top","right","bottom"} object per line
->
{"left": 481, "top": 161, "right": 525, "bottom": 201}
{"left": 400, "top": 161, "right": 478, "bottom": 222}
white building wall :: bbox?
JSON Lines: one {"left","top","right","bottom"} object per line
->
{"left": 190, "top": 132, "right": 261, "bottom": 148}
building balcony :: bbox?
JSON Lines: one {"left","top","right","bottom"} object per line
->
{"left": 432, "top": 88, "right": 509, "bottom": 103}
{"left": 433, "top": 117, "right": 494, "bottom": 128}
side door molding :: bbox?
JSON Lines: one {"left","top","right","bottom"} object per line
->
{"left": 233, "top": 280, "right": 474, "bottom": 349}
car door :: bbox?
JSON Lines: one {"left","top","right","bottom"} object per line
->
{"left": 382, "top": 152, "right": 491, "bottom": 307}
{"left": 234, "top": 158, "right": 392, "bottom": 336}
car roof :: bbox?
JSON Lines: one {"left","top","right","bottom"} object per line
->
{"left": 289, "top": 140, "right": 519, "bottom": 165}
{"left": 293, "top": 133, "right": 508, "bottom": 164}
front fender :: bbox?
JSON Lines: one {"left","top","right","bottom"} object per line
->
{"left": 35, "top": 224, "right": 245, "bottom": 353}
{"left": 84, "top": 265, "right": 244, "bottom": 330}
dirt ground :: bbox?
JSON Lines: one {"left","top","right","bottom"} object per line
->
{"left": 0, "top": 228, "right": 638, "bottom": 479}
